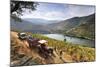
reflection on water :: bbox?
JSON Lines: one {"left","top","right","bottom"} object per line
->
{"left": 44, "top": 34, "right": 95, "bottom": 48}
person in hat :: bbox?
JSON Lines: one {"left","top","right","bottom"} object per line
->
{"left": 38, "top": 40, "right": 54, "bottom": 58}
{"left": 38, "top": 40, "right": 48, "bottom": 52}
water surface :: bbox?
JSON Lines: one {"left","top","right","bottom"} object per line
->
{"left": 44, "top": 34, "right": 95, "bottom": 48}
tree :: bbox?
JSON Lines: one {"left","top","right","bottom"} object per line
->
{"left": 11, "top": 0, "right": 38, "bottom": 22}
{"left": 11, "top": 0, "right": 38, "bottom": 15}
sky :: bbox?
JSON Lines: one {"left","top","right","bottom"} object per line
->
{"left": 21, "top": 2, "right": 95, "bottom": 20}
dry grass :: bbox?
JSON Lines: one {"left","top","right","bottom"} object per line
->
{"left": 32, "top": 34, "right": 95, "bottom": 62}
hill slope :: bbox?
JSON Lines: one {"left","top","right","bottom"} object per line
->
{"left": 11, "top": 18, "right": 50, "bottom": 33}
{"left": 48, "top": 17, "right": 82, "bottom": 32}
{"left": 23, "top": 18, "right": 59, "bottom": 25}
{"left": 48, "top": 14, "right": 95, "bottom": 40}
{"left": 11, "top": 31, "right": 95, "bottom": 66}
{"left": 66, "top": 14, "right": 95, "bottom": 40}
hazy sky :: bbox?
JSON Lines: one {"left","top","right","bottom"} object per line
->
{"left": 21, "top": 2, "right": 95, "bottom": 20}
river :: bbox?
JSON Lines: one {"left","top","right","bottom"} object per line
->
{"left": 43, "top": 34, "right": 95, "bottom": 48}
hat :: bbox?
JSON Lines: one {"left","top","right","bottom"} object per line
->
{"left": 38, "top": 40, "right": 47, "bottom": 44}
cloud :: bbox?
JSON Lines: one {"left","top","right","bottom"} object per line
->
{"left": 66, "top": 5, "right": 95, "bottom": 17}
{"left": 43, "top": 11, "right": 67, "bottom": 20}
{"left": 21, "top": 3, "right": 95, "bottom": 20}
{"left": 21, "top": 10, "right": 67, "bottom": 20}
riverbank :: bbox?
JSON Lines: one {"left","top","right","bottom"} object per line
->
{"left": 65, "top": 34, "right": 95, "bottom": 41}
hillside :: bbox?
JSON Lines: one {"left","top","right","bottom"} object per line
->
{"left": 23, "top": 18, "right": 59, "bottom": 25}
{"left": 48, "top": 17, "right": 82, "bottom": 33}
{"left": 66, "top": 14, "right": 95, "bottom": 40}
{"left": 11, "top": 31, "right": 95, "bottom": 66}
{"left": 48, "top": 14, "right": 95, "bottom": 40}
{"left": 11, "top": 18, "right": 50, "bottom": 34}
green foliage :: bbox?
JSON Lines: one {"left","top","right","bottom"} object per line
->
{"left": 11, "top": 1, "right": 38, "bottom": 15}
{"left": 11, "top": 1, "right": 38, "bottom": 22}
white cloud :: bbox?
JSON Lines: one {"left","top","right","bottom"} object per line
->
{"left": 21, "top": 11, "right": 67, "bottom": 20}
{"left": 66, "top": 5, "right": 95, "bottom": 17}
{"left": 21, "top": 4, "right": 95, "bottom": 20}
{"left": 43, "top": 11, "right": 67, "bottom": 20}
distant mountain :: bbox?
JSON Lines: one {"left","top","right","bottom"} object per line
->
{"left": 23, "top": 18, "right": 59, "bottom": 25}
{"left": 47, "top": 13, "right": 95, "bottom": 40}
{"left": 11, "top": 18, "right": 50, "bottom": 34}
{"left": 48, "top": 14, "right": 94, "bottom": 33}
